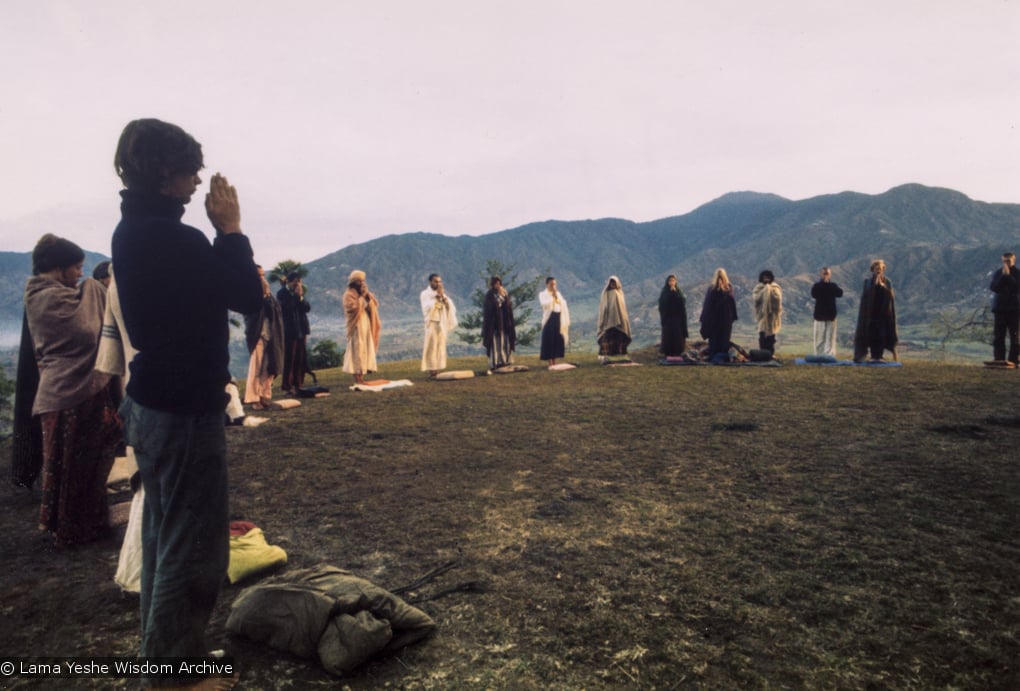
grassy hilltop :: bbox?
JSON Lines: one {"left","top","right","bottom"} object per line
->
{"left": 1, "top": 352, "right": 1018, "bottom": 688}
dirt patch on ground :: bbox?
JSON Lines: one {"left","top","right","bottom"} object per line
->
{"left": 1, "top": 354, "right": 1019, "bottom": 689}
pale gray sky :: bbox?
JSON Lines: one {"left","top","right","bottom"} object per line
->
{"left": 1, "top": 1, "right": 1017, "bottom": 268}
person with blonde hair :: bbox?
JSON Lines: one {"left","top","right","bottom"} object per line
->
{"left": 699, "top": 268, "right": 738, "bottom": 362}
{"left": 343, "top": 270, "right": 381, "bottom": 384}
{"left": 853, "top": 259, "right": 898, "bottom": 362}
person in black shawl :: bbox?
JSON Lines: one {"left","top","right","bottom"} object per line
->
{"left": 658, "top": 274, "right": 688, "bottom": 356}
{"left": 699, "top": 268, "right": 738, "bottom": 362}
{"left": 853, "top": 259, "right": 898, "bottom": 362}
{"left": 11, "top": 311, "right": 42, "bottom": 488}
{"left": 278, "top": 272, "right": 311, "bottom": 394}
{"left": 482, "top": 276, "right": 516, "bottom": 370}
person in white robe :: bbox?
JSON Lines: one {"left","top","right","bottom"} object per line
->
{"left": 420, "top": 273, "right": 457, "bottom": 376}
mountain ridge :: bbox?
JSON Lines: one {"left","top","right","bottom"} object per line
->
{"left": 1, "top": 184, "right": 1017, "bottom": 357}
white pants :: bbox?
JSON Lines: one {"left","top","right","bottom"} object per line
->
{"left": 814, "top": 320, "right": 837, "bottom": 357}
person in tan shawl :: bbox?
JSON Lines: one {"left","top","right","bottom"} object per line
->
{"left": 752, "top": 269, "right": 783, "bottom": 355}
{"left": 342, "top": 270, "right": 381, "bottom": 384}
{"left": 597, "top": 275, "right": 632, "bottom": 361}
{"left": 24, "top": 234, "right": 120, "bottom": 546}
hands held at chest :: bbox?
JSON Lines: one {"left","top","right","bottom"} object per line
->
{"left": 205, "top": 173, "right": 242, "bottom": 236}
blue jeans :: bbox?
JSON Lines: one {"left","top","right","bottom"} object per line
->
{"left": 120, "top": 396, "right": 229, "bottom": 672}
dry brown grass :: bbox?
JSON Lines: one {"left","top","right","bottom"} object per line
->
{"left": 1, "top": 351, "right": 1019, "bottom": 689}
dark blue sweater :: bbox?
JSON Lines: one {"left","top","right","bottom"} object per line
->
{"left": 112, "top": 190, "right": 262, "bottom": 414}
{"left": 811, "top": 281, "right": 844, "bottom": 321}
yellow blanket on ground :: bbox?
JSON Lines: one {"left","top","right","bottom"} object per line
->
{"left": 228, "top": 527, "right": 288, "bottom": 584}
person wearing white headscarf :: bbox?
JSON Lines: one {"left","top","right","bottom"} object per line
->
{"left": 539, "top": 276, "right": 570, "bottom": 365}
{"left": 343, "top": 270, "right": 381, "bottom": 384}
{"left": 597, "top": 275, "right": 632, "bottom": 360}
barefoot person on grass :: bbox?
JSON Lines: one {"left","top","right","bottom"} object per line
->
{"left": 112, "top": 118, "right": 261, "bottom": 689}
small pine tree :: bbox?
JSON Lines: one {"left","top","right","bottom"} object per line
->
{"left": 457, "top": 259, "right": 545, "bottom": 347}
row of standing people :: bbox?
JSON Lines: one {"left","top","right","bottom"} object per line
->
{"left": 331, "top": 261, "right": 902, "bottom": 382}
{"left": 669, "top": 262, "right": 898, "bottom": 363}
{"left": 248, "top": 249, "right": 1020, "bottom": 394}
{"left": 337, "top": 271, "right": 606, "bottom": 381}
{"left": 689, "top": 252, "right": 1020, "bottom": 365}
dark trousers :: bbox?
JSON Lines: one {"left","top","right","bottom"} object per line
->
{"left": 282, "top": 337, "right": 307, "bottom": 391}
{"left": 758, "top": 332, "right": 776, "bottom": 353}
{"left": 120, "top": 396, "right": 229, "bottom": 682}
{"left": 993, "top": 311, "right": 1020, "bottom": 363}
{"left": 869, "top": 320, "right": 888, "bottom": 359}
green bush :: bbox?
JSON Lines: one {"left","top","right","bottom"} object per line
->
{"left": 308, "top": 339, "right": 343, "bottom": 370}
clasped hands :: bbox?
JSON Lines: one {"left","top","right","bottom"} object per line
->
{"left": 205, "top": 173, "right": 243, "bottom": 236}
